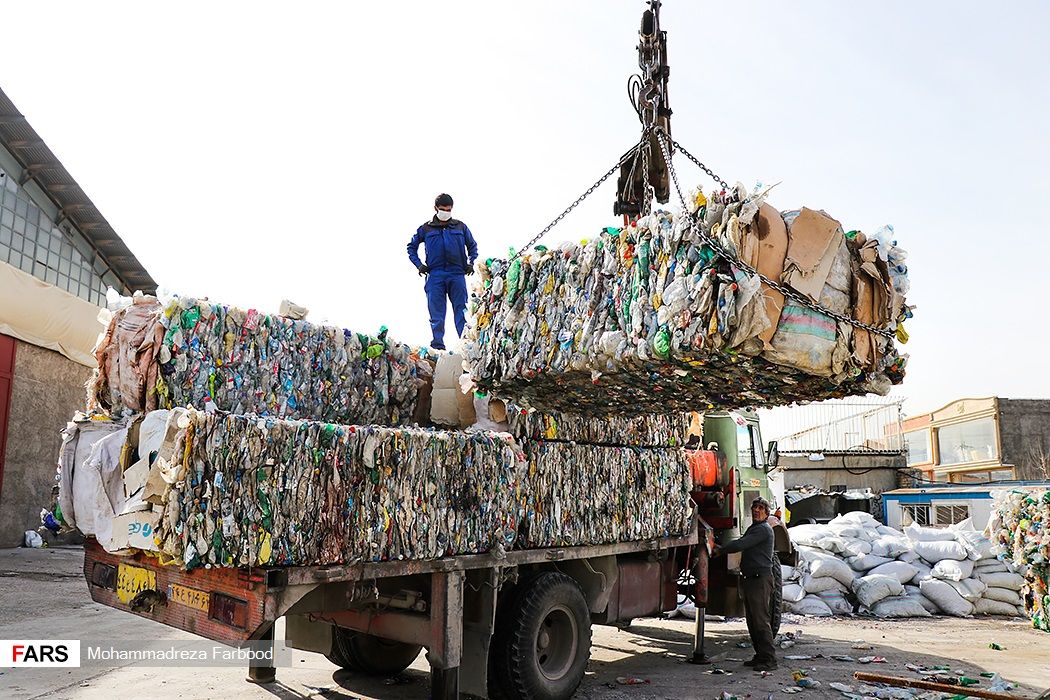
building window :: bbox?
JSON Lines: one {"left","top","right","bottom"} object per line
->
{"left": 905, "top": 430, "right": 931, "bottom": 465}
{"left": 950, "top": 468, "right": 1014, "bottom": 484}
{"left": 900, "top": 504, "right": 931, "bottom": 526}
{"left": 933, "top": 503, "right": 970, "bottom": 526}
{"left": 0, "top": 166, "right": 108, "bottom": 305}
{"left": 937, "top": 417, "right": 997, "bottom": 466}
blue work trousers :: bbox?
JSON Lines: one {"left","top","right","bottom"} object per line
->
{"left": 425, "top": 269, "right": 467, "bottom": 349}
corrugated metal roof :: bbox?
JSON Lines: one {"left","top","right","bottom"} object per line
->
{"left": 0, "top": 86, "right": 156, "bottom": 294}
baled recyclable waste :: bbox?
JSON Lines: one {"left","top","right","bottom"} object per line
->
{"left": 60, "top": 406, "right": 694, "bottom": 568}
{"left": 987, "top": 488, "right": 1050, "bottom": 630}
{"left": 779, "top": 512, "right": 1024, "bottom": 618}
{"left": 466, "top": 191, "right": 911, "bottom": 415}
{"left": 89, "top": 295, "right": 428, "bottom": 427}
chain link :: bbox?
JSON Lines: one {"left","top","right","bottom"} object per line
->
{"left": 653, "top": 127, "right": 895, "bottom": 339}
{"left": 511, "top": 139, "right": 645, "bottom": 259}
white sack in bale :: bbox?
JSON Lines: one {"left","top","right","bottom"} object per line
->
{"left": 818, "top": 589, "right": 855, "bottom": 615}
{"left": 898, "top": 549, "right": 920, "bottom": 563}
{"left": 783, "top": 583, "right": 807, "bottom": 604}
{"left": 803, "top": 574, "right": 848, "bottom": 594}
{"left": 912, "top": 561, "right": 933, "bottom": 581}
{"left": 945, "top": 578, "right": 986, "bottom": 602}
{"left": 983, "top": 587, "right": 1023, "bottom": 605}
{"left": 912, "top": 539, "right": 968, "bottom": 563}
{"left": 872, "top": 536, "right": 911, "bottom": 559}
{"left": 788, "top": 595, "right": 834, "bottom": 617}
{"left": 848, "top": 554, "right": 894, "bottom": 571}
{"left": 870, "top": 596, "right": 932, "bottom": 618}
{"left": 974, "top": 560, "right": 1011, "bottom": 573}
{"left": 904, "top": 586, "right": 941, "bottom": 615}
{"left": 852, "top": 574, "right": 904, "bottom": 608}
{"left": 842, "top": 539, "right": 873, "bottom": 557}
{"left": 835, "top": 511, "right": 880, "bottom": 528}
{"left": 782, "top": 564, "right": 801, "bottom": 582}
{"left": 466, "top": 201, "right": 910, "bottom": 416}
{"left": 867, "top": 561, "right": 919, "bottom": 584}
{"left": 805, "top": 550, "right": 857, "bottom": 586}
{"left": 906, "top": 523, "right": 957, "bottom": 542}
{"left": 974, "top": 598, "right": 1023, "bottom": 616}
{"left": 975, "top": 571, "right": 1025, "bottom": 591}
{"left": 920, "top": 579, "right": 974, "bottom": 617}
{"left": 932, "top": 559, "right": 975, "bottom": 581}
{"left": 789, "top": 526, "right": 828, "bottom": 548}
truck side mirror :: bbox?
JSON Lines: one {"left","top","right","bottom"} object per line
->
{"left": 765, "top": 440, "right": 779, "bottom": 470}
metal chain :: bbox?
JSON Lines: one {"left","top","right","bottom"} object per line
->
{"left": 652, "top": 127, "right": 895, "bottom": 339}
{"left": 511, "top": 139, "right": 645, "bottom": 259}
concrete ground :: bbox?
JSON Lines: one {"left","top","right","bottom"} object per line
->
{"left": 1, "top": 546, "right": 1048, "bottom": 700}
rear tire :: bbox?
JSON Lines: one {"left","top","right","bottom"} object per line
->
{"left": 770, "top": 560, "right": 783, "bottom": 637}
{"left": 488, "top": 572, "right": 592, "bottom": 700}
{"left": 325, "top": 628, "right": 422, "bottom": 676}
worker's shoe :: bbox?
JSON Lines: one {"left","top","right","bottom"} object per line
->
{"left": 742, "top": 657, "right": 760, "bottom": 667}
{"left": 752, "top": 661, "right": 778, "bottom": 672}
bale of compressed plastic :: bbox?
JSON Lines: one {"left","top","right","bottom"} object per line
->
{"left": 466, "top": 192, "right": 910, "bottom": 414}
{"left": 90, "top": 296, "right": 427, "bottom": 426}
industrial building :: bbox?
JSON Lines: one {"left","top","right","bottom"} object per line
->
{"left": 0, "top": 86, "right": 155, "bottom": 546}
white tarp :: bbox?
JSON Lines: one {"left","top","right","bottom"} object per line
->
{"left": 0, "top": 260, "right": 103, "bottom": 367}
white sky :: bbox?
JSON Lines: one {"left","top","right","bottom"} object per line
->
{"left": 2, "top": 1, "right": 1048, "bottom": 422}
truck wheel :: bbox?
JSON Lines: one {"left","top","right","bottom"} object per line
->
{"left": 489, "top": 572, "right": 592, "bottom": 700}
{"left": 770, "top": 561, "right": 783, "bottom": 637}
{"left": 325, "top": 628, "right": 422, "bottom": 676}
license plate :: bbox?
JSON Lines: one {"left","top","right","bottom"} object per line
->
{"left": 168, "top": 583, "right": 210, "bottom": 612}
{"left": 116, "top": 564, "right": 157, "bottom": 605}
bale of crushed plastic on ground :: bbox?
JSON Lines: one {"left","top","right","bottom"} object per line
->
{"left": 987, "top": 489, "right": 1050, "bottom": 630}
{"left": 89, "top": 295, "right": 428, "bottom": 426}
{"left": 65, "top": 408, "right": 693, "bottom": 569}
{"left": 466, "top": 189, "right": 911, "bottom": 414}
{"left": 781, "top": 511, "right": 1024, "bottom": 619}
{"left": 508, "top": 408, "right": 690, "bottom": 447}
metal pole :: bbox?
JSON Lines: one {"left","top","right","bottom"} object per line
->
{"left": 688, "top": 606, "right": 711, "bottom": 664}
{"left": 246, "top": 623, "right": 277, "bottom": 684}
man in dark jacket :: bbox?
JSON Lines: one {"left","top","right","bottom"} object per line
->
{"left": 406, "top": 193, "right": 479, "bottom": 350}
{"left": 713, "top": 497, "right": 777, "bottom": 671}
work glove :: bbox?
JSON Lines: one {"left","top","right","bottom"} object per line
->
{"left": 418, "top": 265, "right": 430, "bottom": 276}
{"left": 466, "top": 267, "right": 475, "bottom": 276}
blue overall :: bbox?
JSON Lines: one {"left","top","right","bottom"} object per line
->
{"left": 407, "top": 218, "right": 478, "bottom": 349}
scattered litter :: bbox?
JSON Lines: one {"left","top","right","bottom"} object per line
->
{"left": 987, "top": 642, "right": 1004, "bottom": 650}
{"left": 781, "top": 688, "right": 804, "bottom": 694}
{"left": 831, "top": 655, "right": 855, "bottom": 662}
{"left": 719, "top": 693, "right": 739, "bottom": 700}
{"left": 829, "top": 683, "right": 854, "bottom": 694}
{"left": 736, "top": 642, "right": 752, "bottom": 648}
{"left": 850, "top": 642, "right": 873, "bottom": 650}
{"left": 781, "top": 640, "right": 796, "bottom": 649}
{"left": 23, "top": 530, "right": 43, "bottom": 548}
{"left": 792, "top": 671, "right": 808, "bottom": 682}
{"left": 857, "top": 656, "right": 887, "bottom": 664}
{"left": 785, "top": 655, "right": 814, "bottom": 660}
{"left": 616, "top": 676, "right": 651, "bottom": 685}
{"left": 796, "top": 679, "right": 822, "bottom": 689}
{"left": 705, "top": 669, "right": 732, "bottom": 675}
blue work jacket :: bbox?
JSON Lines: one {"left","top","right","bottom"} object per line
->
{"left": 407, "top": 218, "right": 478, "bottom": 274}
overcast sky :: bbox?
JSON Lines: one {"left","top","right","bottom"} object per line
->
{"left": 2, "top": 1, "right": 1047, "bottom": 424}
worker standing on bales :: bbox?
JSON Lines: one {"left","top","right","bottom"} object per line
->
{"left": 406, "top": 193, "right": 478, "bottom": 350}
{"left": 713, "top": 497, "right": 778, "bottom": 671}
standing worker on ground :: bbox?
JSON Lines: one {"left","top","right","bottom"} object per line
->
{"left": 712, "top": 497, "right": 778, "bottom": 671}
{"left": 407, "top": 193, "right": 478, "bottom": 350}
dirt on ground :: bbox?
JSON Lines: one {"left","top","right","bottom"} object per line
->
{"left": 1, "top": 547, "right": 1047, "bottom": 700}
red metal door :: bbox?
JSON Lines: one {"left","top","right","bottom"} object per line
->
{"left": 0, "top": 334, "right": 15, "bottom": 501}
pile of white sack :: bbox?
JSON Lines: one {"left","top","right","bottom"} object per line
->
{"left": 781, "top": 511, "right": 1026, "bottom": 618}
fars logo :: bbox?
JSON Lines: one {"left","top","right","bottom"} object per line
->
{"left": 0, "top": 640, "right": 80, "bottom": 667}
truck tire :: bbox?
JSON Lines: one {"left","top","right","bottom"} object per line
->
{"left": 325, "top": 628, "right": 422, "bottom": 676}
{"left": 770, "top": 560, "right": 782, "bottom": 637}
{"left": 488, "top": 572, "right": 592, "bottom": 700}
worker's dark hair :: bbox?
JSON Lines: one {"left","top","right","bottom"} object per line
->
{"left": 435, "top": 193, "right": 454, "bottom": 207}
{"left": 751, "top": 497, "right": 771, "bottom": 511}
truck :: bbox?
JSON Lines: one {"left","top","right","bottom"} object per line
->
{"left": 82, "top": 410, "right": 792, "bottom": 700}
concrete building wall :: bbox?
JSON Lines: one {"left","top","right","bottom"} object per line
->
{"left": 998, "top": 399, "right": 1050, "bottom": 480}
{"left": 0, "top": 339, "right": 91, "bottom": 547}
{"left": 780, "top": 453, "right": 908, "bottom": 493}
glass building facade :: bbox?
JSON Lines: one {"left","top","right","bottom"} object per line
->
{"left": 0, "top": 165, "right": 121, "bottom": 305}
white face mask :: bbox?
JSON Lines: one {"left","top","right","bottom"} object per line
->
{"left": 435, "top": 210, "right": 453, "bottom": 222}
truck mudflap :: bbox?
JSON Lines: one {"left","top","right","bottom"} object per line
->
{"left": 83, "top": 539, "right": 277, "bottom": 642}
